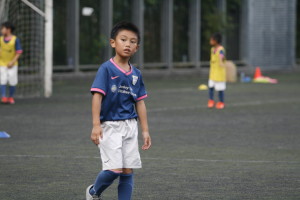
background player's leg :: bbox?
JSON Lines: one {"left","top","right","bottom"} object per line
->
{"left": 215, "top": 82, "right": 226, "bottom": 109}
{"left": 208, "top": 80, "right": 215, "bottom": 100}
{"left": 207, "top": 87, "right": 215, "bottom": 108}
{"left": 1, "top": 85, "right": 6, "bottom": 97}
{"left": 9, "top": 86, "right": 16, "bottom": 97}
{"left": 218, "top": 91, "right": 224, "bottom": 102}
{"left": 7, "top": 66, "right": 18, "bottom": 98}
{"left": 207, "top": 80, "right": 215, "bottom": 108}
{"left": 7, "top": 66, "right": 18, "bottom": 104}
{"left": 118, "top": 169, "right": 134, "bottom": 200}
{"left": 209, "top": 87, "right": 214, "bottom": 100}
{"left": 90, "top": 169, "right": 121, "bottom": 196}
{"left": 0, "top": 67, "right": 8, "bottom": 98}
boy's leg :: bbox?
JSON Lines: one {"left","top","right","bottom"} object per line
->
{"left": 90, "top": 169, "right": 122, "bottom": 196}
{"left": 89, "top": 121, "right": 124, "bottom": 196}
{"left": 122, "top": 119, "right": 142, "bottom": 170}
{"left": 118, "top": 168, "right": 134, "bottom": 200}
{"left": 121, "top": 119, "right": 142, "bottom": 200}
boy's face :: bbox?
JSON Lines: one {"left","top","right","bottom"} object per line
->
{"left": 210, "top": 38, "right": 217, "bottom": 46}
{"left": 1, "top": 27, "right": 9, "bottom": 36}
{"left": 110, "top": 30, "right": 139, "bottom": 58}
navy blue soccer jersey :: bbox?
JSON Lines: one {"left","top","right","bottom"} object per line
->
{"left": 91, "top": 58, "right": 148, "bottom": 122}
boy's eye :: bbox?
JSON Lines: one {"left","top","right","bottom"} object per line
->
{"left": 121, "top": 39, "right": 126, "bottom": 41}
{"left": 131, "top": 41, "right": 137, "bottom": 44}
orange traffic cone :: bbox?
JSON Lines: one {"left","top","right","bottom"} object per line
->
{"left": 254, "top": 67, "right": 262, "bottom": 79}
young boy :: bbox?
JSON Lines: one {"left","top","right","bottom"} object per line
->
{"left": 207, "top": 33, "right": 226, "bottom": 109}
{"left": 0, "top": 21, "right": 22, "bottom": 104}
{"left": 86, "top": 22, "right": 151, "bottom": 200}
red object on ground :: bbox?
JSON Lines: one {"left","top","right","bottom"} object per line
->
{"left": 207, "top": 100, "right": 215, "bottom": 108}
{"left": 254, "top": 67, "right": 262, "bottom": 79}
{"left": 8, "top": 97, "right": 15, "bottom": 104}
{"left": 1, "top": 97, "right": 8, "bottom": 104}
{"left": 216, "top": 102, "right": 225, "bottom": 109}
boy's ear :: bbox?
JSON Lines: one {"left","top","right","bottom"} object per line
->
{"left": 110, "top": 39, "right": 116, "bottom": 48}
{"left": 134, "top": 44, "right": 140, "bottom": 53}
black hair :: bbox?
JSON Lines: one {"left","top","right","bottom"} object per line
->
{"left": 110, "top": 21, "right": 140, "bottom": 44}
{"left": 1, "top": 21, "right": 15, "bottom": 33}
{"left": 211, "top": 32, "right": 222, "bottom": 44}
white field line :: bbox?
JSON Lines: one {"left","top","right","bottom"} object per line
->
{"left": 0, "top": 154, "right": 299, "bottom": 164}
{"left": 148, "top": 98, "right": 300, "bottom": 113}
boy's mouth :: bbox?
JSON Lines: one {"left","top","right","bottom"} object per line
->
{"left": 124, "top": 49, "right": 131, "bottom": 53}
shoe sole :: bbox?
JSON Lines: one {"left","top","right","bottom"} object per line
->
{"left": 86, "top": 185, "right": 93, "bottom": 200}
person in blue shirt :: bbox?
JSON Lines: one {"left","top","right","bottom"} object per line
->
{"left": 86, "top": 21, "right": 151, "bottom": 200}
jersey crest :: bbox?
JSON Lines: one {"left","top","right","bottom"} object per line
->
{"left": 132, "top": 75, "right": 138, "bottom": 85}
{"left": 111, "top": 85, "right": 117, "bottom": 93}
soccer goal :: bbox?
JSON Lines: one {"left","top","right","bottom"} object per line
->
{"left": 0, "top": 0, "right": 53, "bottom": 98}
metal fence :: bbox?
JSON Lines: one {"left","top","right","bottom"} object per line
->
{"left": 53, "top": 0, "right": 297, "bottom": 73}
{"left": 241, "top": 0, "right": 296, "bottom": 69}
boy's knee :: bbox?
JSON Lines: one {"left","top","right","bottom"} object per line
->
{"left": 122, "top": 168, "right": 133, "bottom": 174}
{"left": 109, "top": 168, "right": 123, "bottom": 173}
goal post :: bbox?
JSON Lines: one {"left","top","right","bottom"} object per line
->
{"left": 0, "top": 0, "right": 53, "bottom": 98}
{"left": 44, "top": 0, "right": 53, "bottom": 98}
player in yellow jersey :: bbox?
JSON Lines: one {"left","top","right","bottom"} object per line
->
{"left": 208, "top": 33, "right": 226, "bottom": 109}
{"left": 0, "top": 22, "right": 23, "bottom": 104}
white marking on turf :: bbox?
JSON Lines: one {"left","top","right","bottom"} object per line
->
{"left": 148, "top": 98, "right": 300, "bottom": 113}
{"left": 0, "top": 154, "right": 299, "bottom": 164}
{"left": 143, "top": 157, "right": 300, "bottom": 164}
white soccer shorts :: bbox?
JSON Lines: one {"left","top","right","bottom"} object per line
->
{"left": 98, "top": 119, "right": 142, "bottom": 170}
{"left": 0, "top": 66, "right": 18, "bottom": 86}
{"left": 208, "top": 79, "right": 226, "bottom": 91}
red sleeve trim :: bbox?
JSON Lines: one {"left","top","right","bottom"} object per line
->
{"left": 16, "top": 50, "right": 23, "bottom": 54}
{"left": 136, "top": 94, "right": 148, "bottom": 101}
{"left": 91, "top": 88, "right": 106, "bottom": 95}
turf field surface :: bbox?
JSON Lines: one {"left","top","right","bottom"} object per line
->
{"left": 0, "top": 71, "right": 300, "bottom": 199}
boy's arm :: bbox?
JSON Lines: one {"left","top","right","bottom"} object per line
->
{"left": 136, "top": 100, "right": 151, "bottom": 150}
{"left": 7, "top": 53, "right": 21, "bottom": 68}
{"left": 91, "top": 93, "right": 103, "bottom": 145}
{"left": 219, "top": 58, "right": 225, "bottom": 67}
{"left": 219, "top": 50, "right": 226, "bottom": 67}
{"left": 8, "top": 38, "right": 22, "bottom": 68}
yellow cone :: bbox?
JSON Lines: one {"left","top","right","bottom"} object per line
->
{"left": 198, "top": 84, "right": 208, "bottom": 90}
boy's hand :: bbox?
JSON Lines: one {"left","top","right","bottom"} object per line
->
{"left": 91, "top": 125, "right": 102, "bottom": 145}
{"left": 142, "top": 131, "right": 151, "bottom": 150}
{"left": 7, "top": 61, "right": 14, "bottom": 68}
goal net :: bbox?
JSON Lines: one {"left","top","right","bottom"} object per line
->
{"left": 0, "top": 0, "right": 52, "bottom": 98}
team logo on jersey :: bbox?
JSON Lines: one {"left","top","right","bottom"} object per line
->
{"left": 132, "top": 75, "right": 138, "bottom": 85}
{"left": 111, "top": 85, "right": 117, "bottom": 93}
